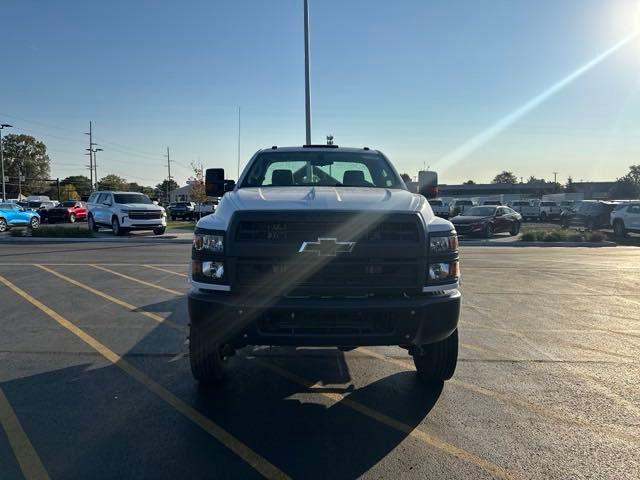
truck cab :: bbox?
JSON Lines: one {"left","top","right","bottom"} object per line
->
{"left": 188, "top": 146, "right": 460, "bottom": 385}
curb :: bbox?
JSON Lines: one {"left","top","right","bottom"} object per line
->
{"left": 0, "top": 236, "right": 193, "bottom": 244}
{"left": 460, "top": 240, "right": 617, "bottom": 247}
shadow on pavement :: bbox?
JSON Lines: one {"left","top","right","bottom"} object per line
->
{"left": 1, "top": 296, "right": 442, "bottom": 479}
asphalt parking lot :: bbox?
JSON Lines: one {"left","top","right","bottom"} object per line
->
{"left": 1, "top": 243, "right": 639, "bottom": 479}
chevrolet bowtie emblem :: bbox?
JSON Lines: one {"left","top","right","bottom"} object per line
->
{"left": 298, "top": 238, "right": 356, "bottom": 256}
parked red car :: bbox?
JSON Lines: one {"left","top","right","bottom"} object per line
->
{"left": 451, "top": 205, "right": 522, "bottom": 238}
{"left": 46, "top": 201, "right": 87, "bottom": 223}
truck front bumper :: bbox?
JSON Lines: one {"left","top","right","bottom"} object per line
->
{"left": 188, "top": 289, "right": 460, "bottom": 348}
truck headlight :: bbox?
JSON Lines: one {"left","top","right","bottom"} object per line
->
{"left": 193, "top": 233, "right": 224, "bottom": 253}
{"left": 428, "top": 261, "right": 459, "bottom": 282}
{"left": 429, "top": 232, "right": 458, "bottom": 253}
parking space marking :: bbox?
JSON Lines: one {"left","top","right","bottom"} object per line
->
{"left": 356, "top": 348, "right": 640, "bottom": 445}
{"left": 0, "top": 274, "right": 290, "bottom": 480}
{"left": 0, "top": 387, "right": 50, "bottom": 480}
{"left": 34, "top": 265, "right": 181, "bottom": 330}
{"left": 90, "top": 265, "right": 183, "bottom": 295}
{"left": 257, "top": 360, "right": 521, "bottom": 480}
{"left": 143, "top": 264, "right": 188, "bottom": 277}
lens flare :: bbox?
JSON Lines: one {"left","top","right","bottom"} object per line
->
{"left": 436, "top": 31, "right": 640, "bottom": 172}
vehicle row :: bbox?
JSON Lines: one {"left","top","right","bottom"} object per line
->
{"left": 563, "top": 200, "right": 640, "bottom": 236}
{"left": 167, "top": 201, "right": 217, "bottom": 221}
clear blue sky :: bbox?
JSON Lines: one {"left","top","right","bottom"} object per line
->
{"left": 2, "top": 0, "right": 640, "bottom": 186}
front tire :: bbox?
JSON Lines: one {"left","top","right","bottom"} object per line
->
{"left": 189, "top": 321, "right": 225, "bottom": 384}
{"left": 0, "top": 218, "right": 7, "bottom": 233}
{"left": 484, "top": 223, "right": 494, "bottom": 239}
{"left": 510, "top": 221, "right": 521, "bottom": 236}
{"left": 111, "top": 217, "right": 126, "bottom": 236}
{"left": 69, "top": 213, "right": 76, "bottom": 223}
{"left": 88, "top": 215, "right": 99, "bottom": 232}
{"left": 153, "top": 227, "right": 166, "bottom": 235}
{"left": 613, "top": 219, "right": 626, "bottom": 238}
{"left": 413, "top": 329, "right": 458, "bottom": 383}
{"left": 540, "top": 211, "right": 547, "bottom": 222}
{"left": 29, "top": 217, "right": 40, "bottom": 230}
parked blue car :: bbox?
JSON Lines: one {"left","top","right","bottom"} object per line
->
{"left": 0, "top": 202, "right": 41, "bottom": 232}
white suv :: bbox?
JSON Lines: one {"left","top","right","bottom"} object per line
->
{"left": 87, "top": 191, "right": 166, "bottom": 236}
{"left": 610, "top": 202, "right": 640, "bottom": 237}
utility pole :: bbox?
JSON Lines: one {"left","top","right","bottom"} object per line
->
{"left": 304, "top": 0, "right": 312, "bottom": 145}
{"left": 85, "top": 121, "right": 94, "bottom": 191}
{"left": 165, "top": 147, "right": 172, "bottom": 203}
{"left": 237, "top": 106, "right": 241, "bottom": 179}
{"left": 0, "top": 123, "right": 13, "bottom": 201}
{"left": 553, "top": 171, "right": 558, "bottom": 184}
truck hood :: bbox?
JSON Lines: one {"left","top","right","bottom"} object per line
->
{"left": 118, "top": 203, "right": 163, "bottom": 211}
{"left": 227, "top": 187, "right": 424, "bottom": 212}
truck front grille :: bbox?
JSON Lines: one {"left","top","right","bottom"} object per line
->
{"left": 233, "top": 258, "right": 418, "bottom": 295}
{"left": 129, "top": 211, "right": 162, "bottom": 220}
{"left": 235, "top": 219, "right": 419, "bottom": 243}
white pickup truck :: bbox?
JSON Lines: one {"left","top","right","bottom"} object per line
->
{"left": 187, "top": 145, "right": 461, "bottom": 386}
{"left": 428, "top": 199, "right": 451, "bottom": 218}
{"left": 509, "top": 200, "right": 562, "bottom": 222}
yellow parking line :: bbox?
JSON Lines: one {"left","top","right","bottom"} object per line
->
{"left": 0, "top": 387, "right": 50, "bottom": 480}
{"left": 357, "top": 348, "right": 640, "bottom": 445}
{"left": 258, "top": 361, "right": 520, "bottom": 480}
{"left": 0, "top": 274, "right": 289, "bottom": 480}
{"left": 143, "top": 264, "right": 188, "bottom": 277}
{"left": 34, "top": 265, "right": 179, "bottom": 330}
{"left": 90, "top": 264, "right": 183, "bottom": 295}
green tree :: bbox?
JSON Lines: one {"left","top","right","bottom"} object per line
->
{"left": 0, "top": 134, "right": 51, "bottom": 197}
{"left": 462, "top": 179, "right": 476, "bottom": 185}
{"left": 98, "top": 174, "right": 128, "bottom": 191}
{"left": 565, "top": 176, "right": 575, "bottom": 193}
{"left": 626, "top": 164, "right": 640, "bottom": 184}
{"left": 526, "top": 176, "right": 546, "bottom": 184}
{"left": 156, "top": 179, "right": 179, "bottom": 201}
{"left": 61, "top": 175, "right": 92, "bottom": 196}
{"left": 610, "top": 177, "right": 640, "bottom": 199}
{"left": 492, "top": 171, "right": 518, "bottom": 184}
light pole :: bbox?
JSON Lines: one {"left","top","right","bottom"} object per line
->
{"left": 93, "top": 148, "right": 103, "bottom": 190}
{"left": 0, "top": 124, "right": 13, "bottom": 201}
{"left": 304, "top": 0, "right": 311, "bottom": 145}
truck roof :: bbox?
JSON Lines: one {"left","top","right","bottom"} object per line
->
{"left": 256, "top": 145, "right": 379, "bottom": 154}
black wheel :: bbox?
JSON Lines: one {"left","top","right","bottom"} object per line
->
{"left": 484, "top": 223, "right": 494, "bottom": 239}
{"left": 0, "top": 218, "right": 7, "bottom": 233}
{"left": 613, "top": 220, "right": 626, "bottom": 238}
{"left": 413, "top": 329, "right": 458, "bottom": 382}
{"left": 111, "top": 217, "right": 126, "bottom": 236}
{"left": 153, "top": 227, "right": 166, "bottom": 235}
{"left": 88, "top": 215, "right": 99, "bottom": 232}
{"left": 540, "top": 212, "right": 547, "bottom": 222}
{"left": 69, "top": 213, "right": 76, "bottom": 223}
{"left": 189, "top": 321, "right": 225, "bottom": 384}
{"left": 510, "top": 221, "right": 521, "bottom": 236}
{"left": 29, "top": 217, "right": 40, "bottom": 230}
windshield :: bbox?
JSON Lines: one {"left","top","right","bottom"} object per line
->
{"left": 113, "top": 194, "right": 152, "bottom": 204}
{"left": 461, "top": 206, "right": 496, "bottom": 216}
{"left": 428, "top": 200, "right": 443, "bottom": 206}
{"left": 240, "top": 151, "right": 403, "bottom": 189}
{"left": 455, "top": 200, "right": 473, "bottom": 205}
{"left": 61, "top": 201, "right": 76, "bottom": 207}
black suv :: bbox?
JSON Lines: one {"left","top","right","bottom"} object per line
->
{"left": 560, "top": 200, "right": 615, "bottom": 229}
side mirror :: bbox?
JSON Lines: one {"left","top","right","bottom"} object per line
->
{"left": 418, "top": 171, "right": 438, "bottom": 199}
{"left": 103, "top": 201, "right": 111, "bottom": 206}
{"left": 205, "top": 168, "right": 235, "bottom": 197}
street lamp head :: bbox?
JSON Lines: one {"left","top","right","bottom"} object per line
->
{"left": 95, "top": 148, "right": 103, "bottom": 152}
{"left": 0, "top": 124, "right": 13, "bottom": 128}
